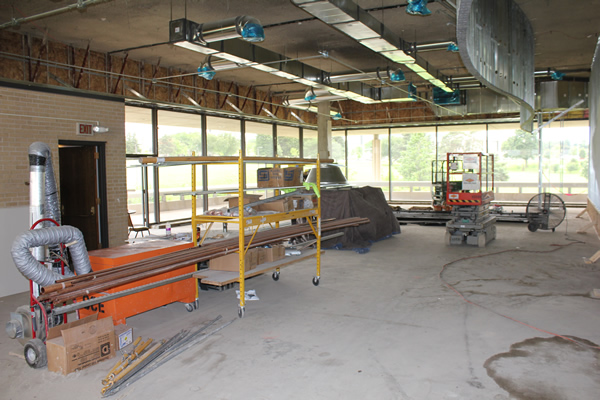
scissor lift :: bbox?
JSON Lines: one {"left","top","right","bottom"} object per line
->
{"left": 445, "top": 153, "right": 497, "bottom": 247}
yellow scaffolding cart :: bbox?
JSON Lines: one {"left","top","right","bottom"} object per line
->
{"left": 141, "top": 152, "right": 328, "bottom": 318}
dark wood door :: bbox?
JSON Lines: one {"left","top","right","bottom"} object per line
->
{"left": 59, "top": 145, "right": 100, "bottom": 251}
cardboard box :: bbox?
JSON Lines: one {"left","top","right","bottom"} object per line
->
{"left": 225, "top": 194, "right": 262, "bottom": 209}
{"left": 257, "top": 247, "right": 266, "bottom": 265}
{"left": 247, "top": 248, "right": 258, "bottom": 269}
{"left": 114, "top": 324, "right": 133, "bottom": 350}
{"left": 209, "top": 250, "right": 257, "bottom": 272}
{"left": 260, "top": 244, "right": 286, "bottom": 263}
{"left": 46, "top": 314, "right": 115, "bottom": 375}
{"left": 257, "top": 167, "right": 283, "bottom": 188}
{"left": 285, "top": 167, "right": 303, "bottom": 184}
{"left": 283, "top": 167, "right": 303, "bottom": 187}
{"left": 259, "top": 198, "right": 291, "bottom": 213}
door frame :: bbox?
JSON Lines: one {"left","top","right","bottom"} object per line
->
{"left": 58, "top": 140, "right": 109, "bottom": 248}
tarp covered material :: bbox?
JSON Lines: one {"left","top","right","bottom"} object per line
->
{"left": 320, "top": 186, "right": 401, "bottom": 252}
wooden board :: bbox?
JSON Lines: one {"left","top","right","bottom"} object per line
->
{"left": 193, "top": 249, "right": 324, "bottom": 286}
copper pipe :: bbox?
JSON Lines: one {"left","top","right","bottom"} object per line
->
{"left": 42, "top": 218, "right": 369, "bottom": 303}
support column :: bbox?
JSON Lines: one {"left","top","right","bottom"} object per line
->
{"left": 317, "top": 102, "right": 332, "bottom": 160}
{"left": 373, "top": 134, "right": 381, "bottom": 181}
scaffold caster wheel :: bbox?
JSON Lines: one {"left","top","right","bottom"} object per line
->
{"left": 185, "top": 303, "right": 194, "bottom": 312}
{"left": 312, "top": 276, "right": 320, "bottom": 286}
{"left": 24, "top": 338, "right": 47, "bottom": 369}
{"left": 238, "top": 306, "right": 245, "bottom": 319}
{"left": 272, "top": 271, "right": 280, "bottom": 281}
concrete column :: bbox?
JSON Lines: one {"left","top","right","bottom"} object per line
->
{"left": 317, "top": 101, "right": 332, "bottom": 160}
{"left": 372, "top": 134, "right": 381, "bottom": 181}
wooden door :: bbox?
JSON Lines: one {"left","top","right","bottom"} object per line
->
{"left": 59, "top": 145, "right": 100, "bottom": 251}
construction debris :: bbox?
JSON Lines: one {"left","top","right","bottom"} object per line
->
{"left": 101, "top": 315, "right": 233, "bottom": 397}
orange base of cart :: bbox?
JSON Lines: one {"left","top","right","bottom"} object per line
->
{"left": 447, "top": 191, "right": 494, "bottom": 206}
{"left": 78, "top": 240, "right": 197, "bottom": 325}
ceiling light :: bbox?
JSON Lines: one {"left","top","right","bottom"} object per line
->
{"left": 304, "top": 88, "right": 317, "bottom": 101}
{"left": 406, "top": 0, "right": 432, "bottom": 16}
{"left": 241, "top": 21, "right": 265, "bottom": 42}
{"left": 550, "top": 71, "right": 565, "bottom": 81}
{"left": 332, "top": 112, "right": 342, "bottom": 120}
{"left": 447, "top": 43, "right": 459, "bottom": 52}
{"left": 388, "top": 68, "right": 405, "bottom": 82}
{"left": 197, "top": 58, "right": 216, "bottom": 80}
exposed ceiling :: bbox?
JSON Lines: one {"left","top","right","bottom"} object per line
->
{"left": 1, "top": 0, "right": 599, "bottom": 105}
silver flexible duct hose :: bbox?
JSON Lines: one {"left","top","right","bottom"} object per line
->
{"left": 11, "top": 226, "right": 92, "bottom": 287}
{"left": 28, "top": 142, "right": 61, "bottom": 227}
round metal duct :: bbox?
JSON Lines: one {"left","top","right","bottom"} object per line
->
{"left": 306, "top": 164, "right": 348, "bottom": 185}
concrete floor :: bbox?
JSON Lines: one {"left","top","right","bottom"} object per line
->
{"left": 1, "top": 210, "right": 600, "bottom": 400}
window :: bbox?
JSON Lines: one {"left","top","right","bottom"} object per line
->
{"left": 303, "top": 129, "right": 318, "bottom": 158}
{"left": 125, "top": 106, "right": 154, "bottom": 155}
{"left": 389, "top": 127, "right": 436, "bottom": 201}
{"left": 154, "top": 111, "right": 204, "bottom": 221}
{"left": 245, "top": 121, "right": 274, "bottom": 190}
{"left": 541, "top": 120, "right": 589, "bottom": 200}
{"left": 346, "top": 129, "right": 388, "bottom": 193}
{"left": 277, "top": 126, "right": 300, "bottom": 157}
{"left": 206, "top": 116, "right": 242, "bottom": 209}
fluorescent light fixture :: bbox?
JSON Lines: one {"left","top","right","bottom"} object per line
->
{"left": 405, "top": 63, "right": 426, "bottom": 73}
{"left": 250, "top": 63, "right": 279, "bottom": 73}
{"left": 379, "top": 50, "right": 415, "bottom": 63}
{"left": 359, "top": 37, "right": 397, "bottom": 52}
{"left": 271, "top": 70, "right": 300, "bottom": 80}
{"left": 380, "top": 97, "right": 417, "bottom": 103}
{"left": 335, "top": 21, "right": 378, "bottom": 40}
{"left": 214, "top": 52, "right": 253, "bottom": 65}
{"left": 174, "top": 41, "right": 219, "bottom": 55}
{"left": 293, "top": 78, "right": 322, "bottom": 87}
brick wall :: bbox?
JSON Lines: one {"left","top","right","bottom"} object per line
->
{"left": 0, "top": 85, "right": 128, "bottom": 248}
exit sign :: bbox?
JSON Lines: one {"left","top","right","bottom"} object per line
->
{"left": 77, "top": 123, "right": 93, "bottom": 136}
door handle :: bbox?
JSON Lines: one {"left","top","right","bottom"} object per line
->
{"left": 90, "top": 206, "right": 95, "bottom": 216}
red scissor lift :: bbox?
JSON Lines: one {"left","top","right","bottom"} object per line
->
{"left": 445, "top": 152, "right": 497, "bottom": 247}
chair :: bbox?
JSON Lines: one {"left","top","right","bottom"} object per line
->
{"left": 128, "top": 213, "right": 150, "bottom": 238}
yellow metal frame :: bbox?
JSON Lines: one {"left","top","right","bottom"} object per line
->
{"left": 185, "top": 151, "right": 322, "bottom": 314}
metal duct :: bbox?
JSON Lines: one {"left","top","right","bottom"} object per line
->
{"left": 457, "top": 0, "right": 535, "bottom": 132}
{"left": 11, "top": 226, "right": 92, "bottom": 287}
{"left": 195, "top": 16, "right": 264, "bottom": 44}
{"left": 28, "top": 142, "right": 61, "bottom": 228}
{"left": 291, "top": 0, "right": 453, "bottom": 92}
{"left": 536, "top": 81, "right": 589, "bottom": 110}
{"left": 433, "top": 88, "right": 520, "bottom": 117}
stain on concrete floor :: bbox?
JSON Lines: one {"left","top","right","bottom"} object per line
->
{"left": 484, "top": 336, "right": 600, "bottom": 400}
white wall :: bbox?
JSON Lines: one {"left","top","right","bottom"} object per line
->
{"left": 0, "top": 207, "right": 31, "bottom": 297}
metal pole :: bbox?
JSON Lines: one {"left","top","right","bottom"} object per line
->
{"left": 538, "top": 112, "right": 543, "bottom": 195}
{"left": 238, "top": 150, "right": 246, "bottom": 315}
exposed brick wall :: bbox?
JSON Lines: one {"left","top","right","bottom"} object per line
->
{"left": 0, "top": 86, "right": 128, "bottom": 247}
